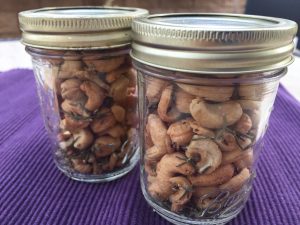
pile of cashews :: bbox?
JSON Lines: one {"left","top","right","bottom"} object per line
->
{"left": 144, "top": 76, "right": 275, "bottom": 214}
{"left": 44, "top": 50, "right": 138, "bottom": 175}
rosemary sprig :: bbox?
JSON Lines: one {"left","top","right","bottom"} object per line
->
{"left": 175, "top": 156, "right": 195, "bottom": 167}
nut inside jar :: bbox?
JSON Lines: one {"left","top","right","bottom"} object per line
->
{"left": 142, "top": 73, "right": 277, "bottom": 218}
{"left": 32, "top": 48, "right": 139, "bottom": 177}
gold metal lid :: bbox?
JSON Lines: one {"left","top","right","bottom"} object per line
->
{"left": 19, "top": 6, "right": 148, "bottom": 50}
{"left": 131, "top": 13, "right": 298, "bottom": 74}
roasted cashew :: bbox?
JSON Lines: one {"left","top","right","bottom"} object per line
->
{"left": 84, "top": 56, "right": 125, "bottom": 73}
{"left": 90, "top": 112, "right": 116, "bottom": 133}
{"left": 190, "top": 99, "right": 243, "bottom": 129}
{"left": 175, "top": 89, "right": 195, "bottom": 113}
{"left": 109, "top": 75, "right": 130, "bottom": 102}
{"left": 234, "top": 149, "right": 254, "bottom": 171}
{"left": 126, "top": 109, "right": 138, "bottom": 127}
{"left": 61, "top": 78, "right": 86, "bottom": 102}
{"left": 60, "top": 60, "right": 83, "bottom": 73}
{"left": 222, "top": 148, "right": 253, "bottom": 166}
{"left": 188, "top": 119, "right": 215, "bottom": 138}
{"left": 73, "top": 128, "right": 94, "bottom": 150}
{"left": 103, "top": 124, "right": 126, "bottom": 139}
{"left": 145, "top": 160, "right": 157, "bottom": 176}
{"left": 216, "top": 132, "right": 239, "bottom": 152}
{"left": 219, "top": 168, "right": 250, "bottom": 192}
{"left": 193, "top": 186, "right": 219, "bottom": 198}
{"left": 145, "top": 123, "right": 154, "bottom": 149}
{"left": 148, "top": 152, "right": 195, "bottom": 200}
{"left": 169, "top": 176, "right": 193, "bottom": 212}
{"left": 186, "top": 137, "right": 222, "bottom": 174}
{"left": 58, "top": 70, "right": 110, "bottom": 91}
{"left": 239, "top": 81, "right": 278, "bottom": 100}
{"left": 145, "top": 145, "right": 167, "bottom": 163}
{"left": 111, "top": 104, "right": 126, "bottom": 122}
{"left": 147, "top": 114, "right": 173, "bottom": 153}
{"left": 177, "top": 83, "right": 233, "bottom": 102}
{"left": 93, "top": 136, "right": 121, "bottom": 158}
{"left": 58, "top": 131, "right": 73, "bottom": 149}
{"left": 157, "top": 85, "right": 181, "bottom": 123}
{"left": 189, "top": 164, "right": 234, "bottom": 187}
{"left": 103, "top": 153, "right": 118, "bottom": 171}
{"left": 125, "top": 68, "right": 137, "bottom": 88}
{"left": 235, "top": 113, "right": 252, "bottom": 134}
{"left": 61, "top": 116, "right": 90, "bottom": 132}
{"left": 146, "top": 77, "right": 168, "bottom": 104}
{"left": 194, "top": 198, "right": 223, "bottom": 211}
{"left": 61, "top": 100, "right": 90, "bottom": 118}
{"left": 80, "top": 81, "right": 105, "bottom": 112}
{"left": 71, "top": 158, "right": 92, "bottom": 174}
{"left": 105, "top": 65, "right": 130, "bottom": 83}
{"left": 167, "top": 119, "right": 193, "bottom": 148}
{"left": 238, "top": 100, "right": 261, "bottom": 111}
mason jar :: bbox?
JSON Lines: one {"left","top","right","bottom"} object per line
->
{"left": 131, "top": 14, "right": 297, "bottom": 224}
{"left": 18, "top": 6, "right": 148, "bottom": 182}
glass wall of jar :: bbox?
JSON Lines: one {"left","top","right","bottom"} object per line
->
{"left": 131, "top": 14, "right": 297, "bottom": 224}
{"left": 19, "top": 6, "right": 148, "bottom": 182}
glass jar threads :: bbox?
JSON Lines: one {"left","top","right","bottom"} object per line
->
{"left": 19, "top": 6, "right": 148, "bottom": 182}
{"left": 131, "top": 14, "right": 297, "bottom": 224}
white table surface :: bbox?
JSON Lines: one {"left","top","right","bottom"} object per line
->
{"left": 1, "top": 39, "right": 299, "bottom": 101}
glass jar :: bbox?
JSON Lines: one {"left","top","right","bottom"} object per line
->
{"left": 131, "top": 14, "right": 297, "bottom": 224}
{"left": 18, "top": 6, "right": 148, "bottom": 182}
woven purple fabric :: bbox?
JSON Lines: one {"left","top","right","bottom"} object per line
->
{"left": 0, "top": 69, "right": 299, "bottom": 225}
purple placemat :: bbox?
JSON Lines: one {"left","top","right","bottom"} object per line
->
{"left": 0, "top": 69, "right": 299, "bottom": 225}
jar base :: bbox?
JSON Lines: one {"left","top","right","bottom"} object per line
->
{"left": 141, "top": 178, "right": 247, "bottom": 225}
{"left": 54, "top": 148, "right": 139, "bottom": 183}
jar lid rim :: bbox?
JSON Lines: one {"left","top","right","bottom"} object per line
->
{"left": 131, "top": 13, "right": 298, "bottom": 73}
{"left": 18, "top": 6, "right": 148, "bottom": 49}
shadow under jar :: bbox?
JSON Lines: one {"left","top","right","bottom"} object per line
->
{"left": 18, "top": 6, "right": 148, "bottom": 182}
{"left": 131, "top": 14, "right": 297, "bottom": 224}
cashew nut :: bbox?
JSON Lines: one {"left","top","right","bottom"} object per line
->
{"left": 148, "top": 152, "right": 195, "bottom": 200}
{"left": 84, "top": 56, "right": 125, "bottom": 73}
{"left": 219, "top": 168, "right": 251, "bottom": 192}
{"left": 222, "top": 148, "right": 253, "bottom": 166}
{"left": 145, "top": 145, "right": 166, "bottom": 163}
{"left": 60, "top": 60, "right": 83, "bottom": 73}
{"left": 216, "top": 132, "right": 239, "bottom": 152}
{"left": 73, "top": 128, "right": 94, "bottom": 150}
{"left": 80, "top": 81, "right": 105, "bottom": 112}
{"left": 146, "top": 77, "right": 168, "bottom": 104}
{"left": 188, "top": 119, "right": 215, "bottom": 137}
{"left": 167, "top": 119, "right": 193, "bottom": 147}
{"left": 190, "top": 99, "right": 243, "bottom": 129}
{"left": 186, "top": 137, "right": 222, "bottom": 174}
{"left": 239, "top": 81, "right": 278, "bottom": 100}
{"left": 189, "top": 164, "right": 234, "bottom": 187}
{"left": 111, "top": 104, "right": 126, "bottom": 122}
{"left": 61, "top": 100, "right": 90, "bottom": 118}
{"left": 61, "top": 78, "right": 86, "bottom": 102}
{"left": 157, "top": 85, "right": 181, "bottom": 123}
{"left": 177, "top": 83, "right": 233, "bottom": 102}
{"left": 175, "top": 89, "right": 195, "bottom": 113}
{"left": 169, "top": 176, "right": 193, "bottom": 212}
{"left": 58, "top": 131, "right": 73, "bottom": 149}
{"left": 90, "top": 112, "right": 116, "bottom": 133}
{"left": 105, "top": 65, "right": 130, "bottom": 83}
{"left": 234, "top": 149, "right": 254, "bottom": 171}
{"left": 235, "top": 113, "right": 252, "bottom": 134}
{"left": 71, "top": 158, "right": 92, "bottom": 174}
{"left": 109, "top": 75, "right": 130, "bottom": 102}
{"left": 147, "top": 114, "right": 173, "bottom": 154}
{"left": 61, "top": 116, "right": 90, "bottom": 132}
{"left": 93, "top": 136, "right": 121, "bottom": 158}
